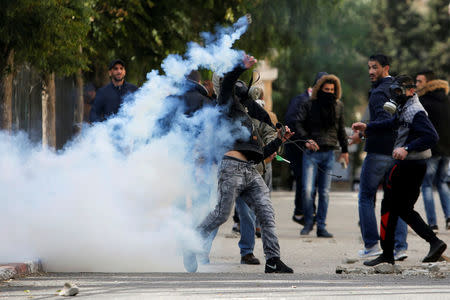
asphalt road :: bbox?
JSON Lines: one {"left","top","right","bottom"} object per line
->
{"left": 1, "top": 191, "right": 449, "bottom": 299}
{"left": 2, "top": 272, "right": 450, "bottom": 299}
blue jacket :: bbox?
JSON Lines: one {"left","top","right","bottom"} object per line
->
{"left": 364, "top": 76, "right": 396, "bottom": 155}
{"left": 89, "top": 81, "right": 138, "bottom": 122}
{"left": 285, "top": 90, "right": 310, "bottom": 130}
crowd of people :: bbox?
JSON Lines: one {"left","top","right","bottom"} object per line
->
{"left": 88, "top": 53, "right": 449, "bottom": 273}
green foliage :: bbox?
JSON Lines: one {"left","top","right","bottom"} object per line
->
{"left": 0, "top": 0, "right": 92, "bottom": 76}
{"left": 266, "top": 0, "right": 371, "bottom": 123}
{"left": 367, "top": 0, "right": 450, "bottom": 79}
{"left": 87, "top": 0, "right": 246, "bottom": 84}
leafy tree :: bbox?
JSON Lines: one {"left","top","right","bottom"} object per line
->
{"left": 367, "top": 0, "right": 449, "bottom": 79}
{"left": 86, "top": 0, "right": 246, "bottom": 86}
{"left": 0, "top": 0, "right": 92, "bottom": 146}
{"left": 424, "top": 0, "right": 450, "bottom": 78}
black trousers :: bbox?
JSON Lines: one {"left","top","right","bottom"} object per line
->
{"left": 285, "top": 143, "right": 304, "bottom": 215}
{"left": 380, "top": 159, "right": 439, "bottom": 257}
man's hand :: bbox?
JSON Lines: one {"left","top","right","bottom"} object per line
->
{"left": 352, "top": 122, "right": 367, "bottom": 132}
{"left": 339, "top": 153, "right": 349, "bottom": 166}
{"left": 243, "top": 54, "right": 257, "bottom": 69}
{"left": 305, "top": 139, "right": 319, "bottom": 151}
{"left": 265, "top": 152, "right": 277, "bottom": 163}
{"left": 348, "top": 130, "right": 362, "bottom": 145}
{"left": 277, "top": 126, "right": 294, "bottom": 142}
{"left": 392, "top": 147, "right": 408, "bottom": 160}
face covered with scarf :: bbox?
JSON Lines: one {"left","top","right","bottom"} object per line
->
{"left": 317, "top": 82, "right": 337, "bottom": 129}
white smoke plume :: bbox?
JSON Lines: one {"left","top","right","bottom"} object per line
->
{"left": 0, "top": 16, "right": 250, "bottom": 272}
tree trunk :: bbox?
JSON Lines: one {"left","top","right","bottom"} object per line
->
{"left": 73, "top": 69, "right": 84, "bottom": 135}
{"left": 0, "top": 50, "right": 14, "bottom": 131}
{"left": 42, "top": 72, "right": 56, "bottom": 148}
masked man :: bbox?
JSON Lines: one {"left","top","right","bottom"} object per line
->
{"left": 295, "top": 74, "right": 349, "bottom": 237}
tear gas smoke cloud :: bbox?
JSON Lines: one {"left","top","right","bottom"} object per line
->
{"left": 0, "top": 16, "right": 250, "bottom": 272}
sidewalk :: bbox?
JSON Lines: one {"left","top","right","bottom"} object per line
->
{"left": 0, "top": 261, "right": 42, "bottom": 281}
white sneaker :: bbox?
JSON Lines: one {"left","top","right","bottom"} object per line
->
{"left": 394, "top": 249, "right": 408, "bottom": 261}
{"left": 358, "top": 245, "right": 382, "bottom": 258}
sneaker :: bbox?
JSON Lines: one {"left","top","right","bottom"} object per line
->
{"left": 446, "top": 218, "right": 450, "bottom": 230}
{"left": 358, "top": 245, "right": 382, "bottom": 258}
{"left": 300, "top": 226, "right": 313, "bottom": 236}
{"left": 422, "top": 240, "right": 447, "bottom": 263}
{"left": 317, "top": 228, "right": 333, "bottom": 238}
{"left": 241, "top": 253, "right": 260, "bottom": 265}
{"left": 255, "top": 227, "right": 261, "bottom": 238}
{"left": 394, "top": 249, "right": 408, "bottom": 261}
{"left": 363, "top": 254, "right": 394, "bottom": 267}
{"left": 183, "top": 250, "right": 198, "bottom": 273}
{"left": 232, "top": 222, "right": 240, "bottom": 234}
{"left": 292, "top": 215, "right": 305, "bottom": 225}
{"left": 430, "top": 224, "right": 439, "bottom": 233}
{"left": 265, "top": 257, "right": 294, "bottom": 273}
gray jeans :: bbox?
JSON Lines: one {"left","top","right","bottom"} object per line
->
{"left": 197, "top": 156, "right": 280, "bottom": 259}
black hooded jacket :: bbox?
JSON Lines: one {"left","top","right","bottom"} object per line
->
{"left": 294, "top": 74, "right": 348, "bottom": 153}
{"left": 218, "top": 66, "right": 282, "bottom": 163}
{"left": 418, "top": 79, "right": 450, "bottom": 156}
{"left": 183, "top": 80, "right": 214, "bottom": 116}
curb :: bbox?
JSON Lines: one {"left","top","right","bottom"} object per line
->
{"left": 0, "top": 261, "right": 43, "bottom": 281}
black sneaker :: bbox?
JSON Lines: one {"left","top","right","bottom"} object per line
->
{"left": 423, "top": 240, "right": 447, "bottom": 263}
{"left": 232, "top": 222, "right": 240, "bottom": 234}
{"left": 363, "top": 254, "right": 394, "bottom": 267}
{"left": 430, "top": 224, "right": 439, "bottom": 233}
{"left": 300, "top": 225, "right": 313, "bottom": 236}
{"left": 446, "top": 218, "right": 450, "bottom": 230}
{"left": 317, "top": 228, "right": 333, "bottom": 238}
{"left": 292, "top": 215, "right": 305, "bottom": 225}
{"left": 241, "top": 253, "right": 260, "bottom": 265}
{"left": 265, "top": 257, "right": 294, "bottom": 273}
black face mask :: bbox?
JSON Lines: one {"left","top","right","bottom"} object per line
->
{"left": 317, "top": 90, "right": 336, "bottom": 128}
{"left": 317, "top": 90, "right": 336, "bottom": 103}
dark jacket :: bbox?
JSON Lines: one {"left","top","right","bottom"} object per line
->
{"left": 418, "top": 79, "right": 450, "bottom": 156}
{"left": 219, "top": 66, "right": 282, "bottom": 163}
{"left": 89, "top": 81, "right": 138, "bottom": 122}
{"left": 183, "top": 80, "right": 214, "bottom": 116}
{"left": 285, "top": 90, "right": 310, "bottom": 131}
{"left": 152, "top": 80, "right": 213, "bottom": 138}
{"left": 294, "top": 74, "right": 348, "bottom": 153}
{"left": 364, "top": 76, "right": 395, "bottom": 155}
{"left": 284, "top": 90, "right": 310, "bottom": 175}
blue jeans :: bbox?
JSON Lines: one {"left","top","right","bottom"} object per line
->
{"left": 236, "top": 195, "right": 256, "bottom": 256}
{"left": 359, "top": 153, "right": 408, "bottom": 251}
{"left": 421, "top": 156, "right": 450, "bottom": 226}
{"left": 302, "top": 150, "right": 334, "bottom": 230}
